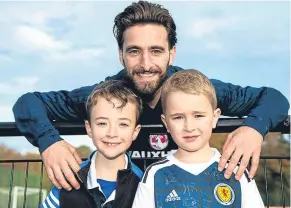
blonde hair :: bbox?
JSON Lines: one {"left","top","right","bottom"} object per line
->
{"left": 161, "top": 69, "right": 217, "bottom": 112}
{"left": 86, "top": 80, "right": 143, "bottom": 124}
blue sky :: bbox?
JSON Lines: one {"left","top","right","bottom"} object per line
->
{"left": 0, "top": 1, "right": 289, "bottom": 154}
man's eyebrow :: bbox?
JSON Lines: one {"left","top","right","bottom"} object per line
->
{"left": 125, "top": 45, "right": 141, "bottom": 51}
{"left": 149, "top": 46, "right": 165, "bottom": 51}
{"left": 125, "top": 45, "right": 166, "bottom": 51}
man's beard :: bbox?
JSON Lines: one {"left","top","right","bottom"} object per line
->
{"left": 124, "top": 64, "right": 169, "bottom": 102}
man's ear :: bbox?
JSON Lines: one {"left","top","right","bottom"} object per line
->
{"left": 119, "top": 49, "right": 124, "bottom": 67}
{"left": 85, "top": 120, "right": 92, "bottom": 138}
{"left": 169, "top": 47, "right": 176, "bottom": 66}
{"left": 212, "top": 108, "right": 221, "bottom": 129}
{"left": 132, "top": 124, "right": 141, "bottom": 141}
{"left": 161, "top": 114, "right": 169, "bottom": 133}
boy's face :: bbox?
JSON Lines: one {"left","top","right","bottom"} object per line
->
{"left": 85, "top": 97, "right": 141, "bottom": 160}
{"left": 161, "top": 91, "right": 221, "bottom": 154}
{"left": 119, "top": 24, "right": 176, "bottom": 96}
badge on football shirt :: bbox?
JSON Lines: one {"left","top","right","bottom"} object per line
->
{"left": 214, "top": 183, "right": 235, "bottom": 205}
{"left": 149, "top": 134, "right": 169, "bottom": 150}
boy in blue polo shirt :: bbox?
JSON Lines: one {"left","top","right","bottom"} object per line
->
{"left": 42, "top": 80, "right": 143, "bottom": 208}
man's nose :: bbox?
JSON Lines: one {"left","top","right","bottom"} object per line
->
{"left": 140, "top": 51, "right": 153, "bottom": 70}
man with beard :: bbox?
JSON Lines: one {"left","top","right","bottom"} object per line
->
{"left": 12, "top": 0, "right": 289, "bottom": 193}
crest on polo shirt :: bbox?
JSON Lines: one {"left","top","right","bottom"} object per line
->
{"left": 149, "top": 134, "right": 168, "bottom": 150}
{"left": 214, "top": 183, "right": 235, "bottom": 205}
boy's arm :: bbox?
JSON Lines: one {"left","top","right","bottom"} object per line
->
{"left": 239, "top": 173, "right": 265, "bottom": 208}
{"left": 40, "top": 186, "right": 60, "bottom": 208}
{"left": 211, "top": 79, "right": 289, "bottom": 180}
{"left": 132, "top": 169, "right": 156, "bottom": 208}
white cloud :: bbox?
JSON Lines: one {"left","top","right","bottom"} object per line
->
{"left": 0, "top": 3, "right": 72, "bottom": 26}
{"left": 49, "top": 48, "right": 104, "bottom": 62}
{"left": 0, "top": 10, "right": 48, "bottom": 26}
{"left": 10, "top": 25, "right": 104, "bottom": 62}
{"left": 0, "top": 3, "right": 73, "bottom": 51}
{"left": 185, "top": 17, "right": 239, "bottom": 53}
{"left": 14, "top": 25, "right": 70, "bottom": 52}
{"left": 0, "top": 76, "right": 39, "bottom": 95}
{"left": 0, "top": 2, "right": 112, "bottom": 66}
{"left": 204, "top": 42, "right": 224, "bottom": 52}
{"left": 189, "top": 17, "right": 238, "bottom": 38}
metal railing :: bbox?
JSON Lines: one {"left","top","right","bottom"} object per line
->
{"left": 0, "top": 116, "right": 290, "bottom": 208}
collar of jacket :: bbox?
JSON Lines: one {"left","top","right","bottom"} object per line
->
{"left": 76, "top": 151, "right": 133, "bottom": 189}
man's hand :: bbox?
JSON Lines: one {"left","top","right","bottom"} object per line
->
{"left": 218, "top": 126, "right": 263, "bottom": 180}
{"left": 41, "top": 140, "right": 82, "bottom": 191}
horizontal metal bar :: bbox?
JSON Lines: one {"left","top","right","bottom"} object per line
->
{"left": 260, "top": 156, "right": 291, "bottom": 159}
{"left": 0, "top": 159, "right": 43, "bottom": 163}
{"left": 0, "top": 156, "right": 290, "bottom": 163}
{"left": 0, "top": 116, "right": 290, "bottom": 137}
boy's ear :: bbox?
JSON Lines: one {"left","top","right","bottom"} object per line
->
{"left": 85, "top": 120, "right": 92, "bottom": 138}
{"left": 132, "top": 124, "right": 141, "bottom": 141}
{"left": 212, "top": 108, "right": 221, "bottom": 129}
{"left": 161, "top": 114, "right": 169, "bottom": 133}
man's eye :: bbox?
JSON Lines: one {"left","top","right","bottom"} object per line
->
{"left": 152, "top": 50, "right": 162, "bottom": 54}
{"left": 128, "top": 50, "right": 139, "bottom": 55}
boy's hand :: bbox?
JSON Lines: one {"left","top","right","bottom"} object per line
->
{"left": 218, "top": 126, "right": 263, "bottom": 180}
{"left": 41, "top": 141, "right": 82, "bottom": 191}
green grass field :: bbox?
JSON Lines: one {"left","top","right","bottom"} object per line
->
{"left": 0, "top": 165, "right": 47, "bottom": 208}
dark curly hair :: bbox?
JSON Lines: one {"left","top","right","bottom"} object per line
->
{"left": 113, "top": 1, "right": 177, "bottom": 50}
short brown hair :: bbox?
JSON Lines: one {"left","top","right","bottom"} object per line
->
{"left": 113, "top": 0, "right": 177, "bottom": 50}
{"left": 161, "top": 69, "right": 217, "bottom": 113}
{"left": 86, "top": 80, "right": 143, "bottom": 124}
